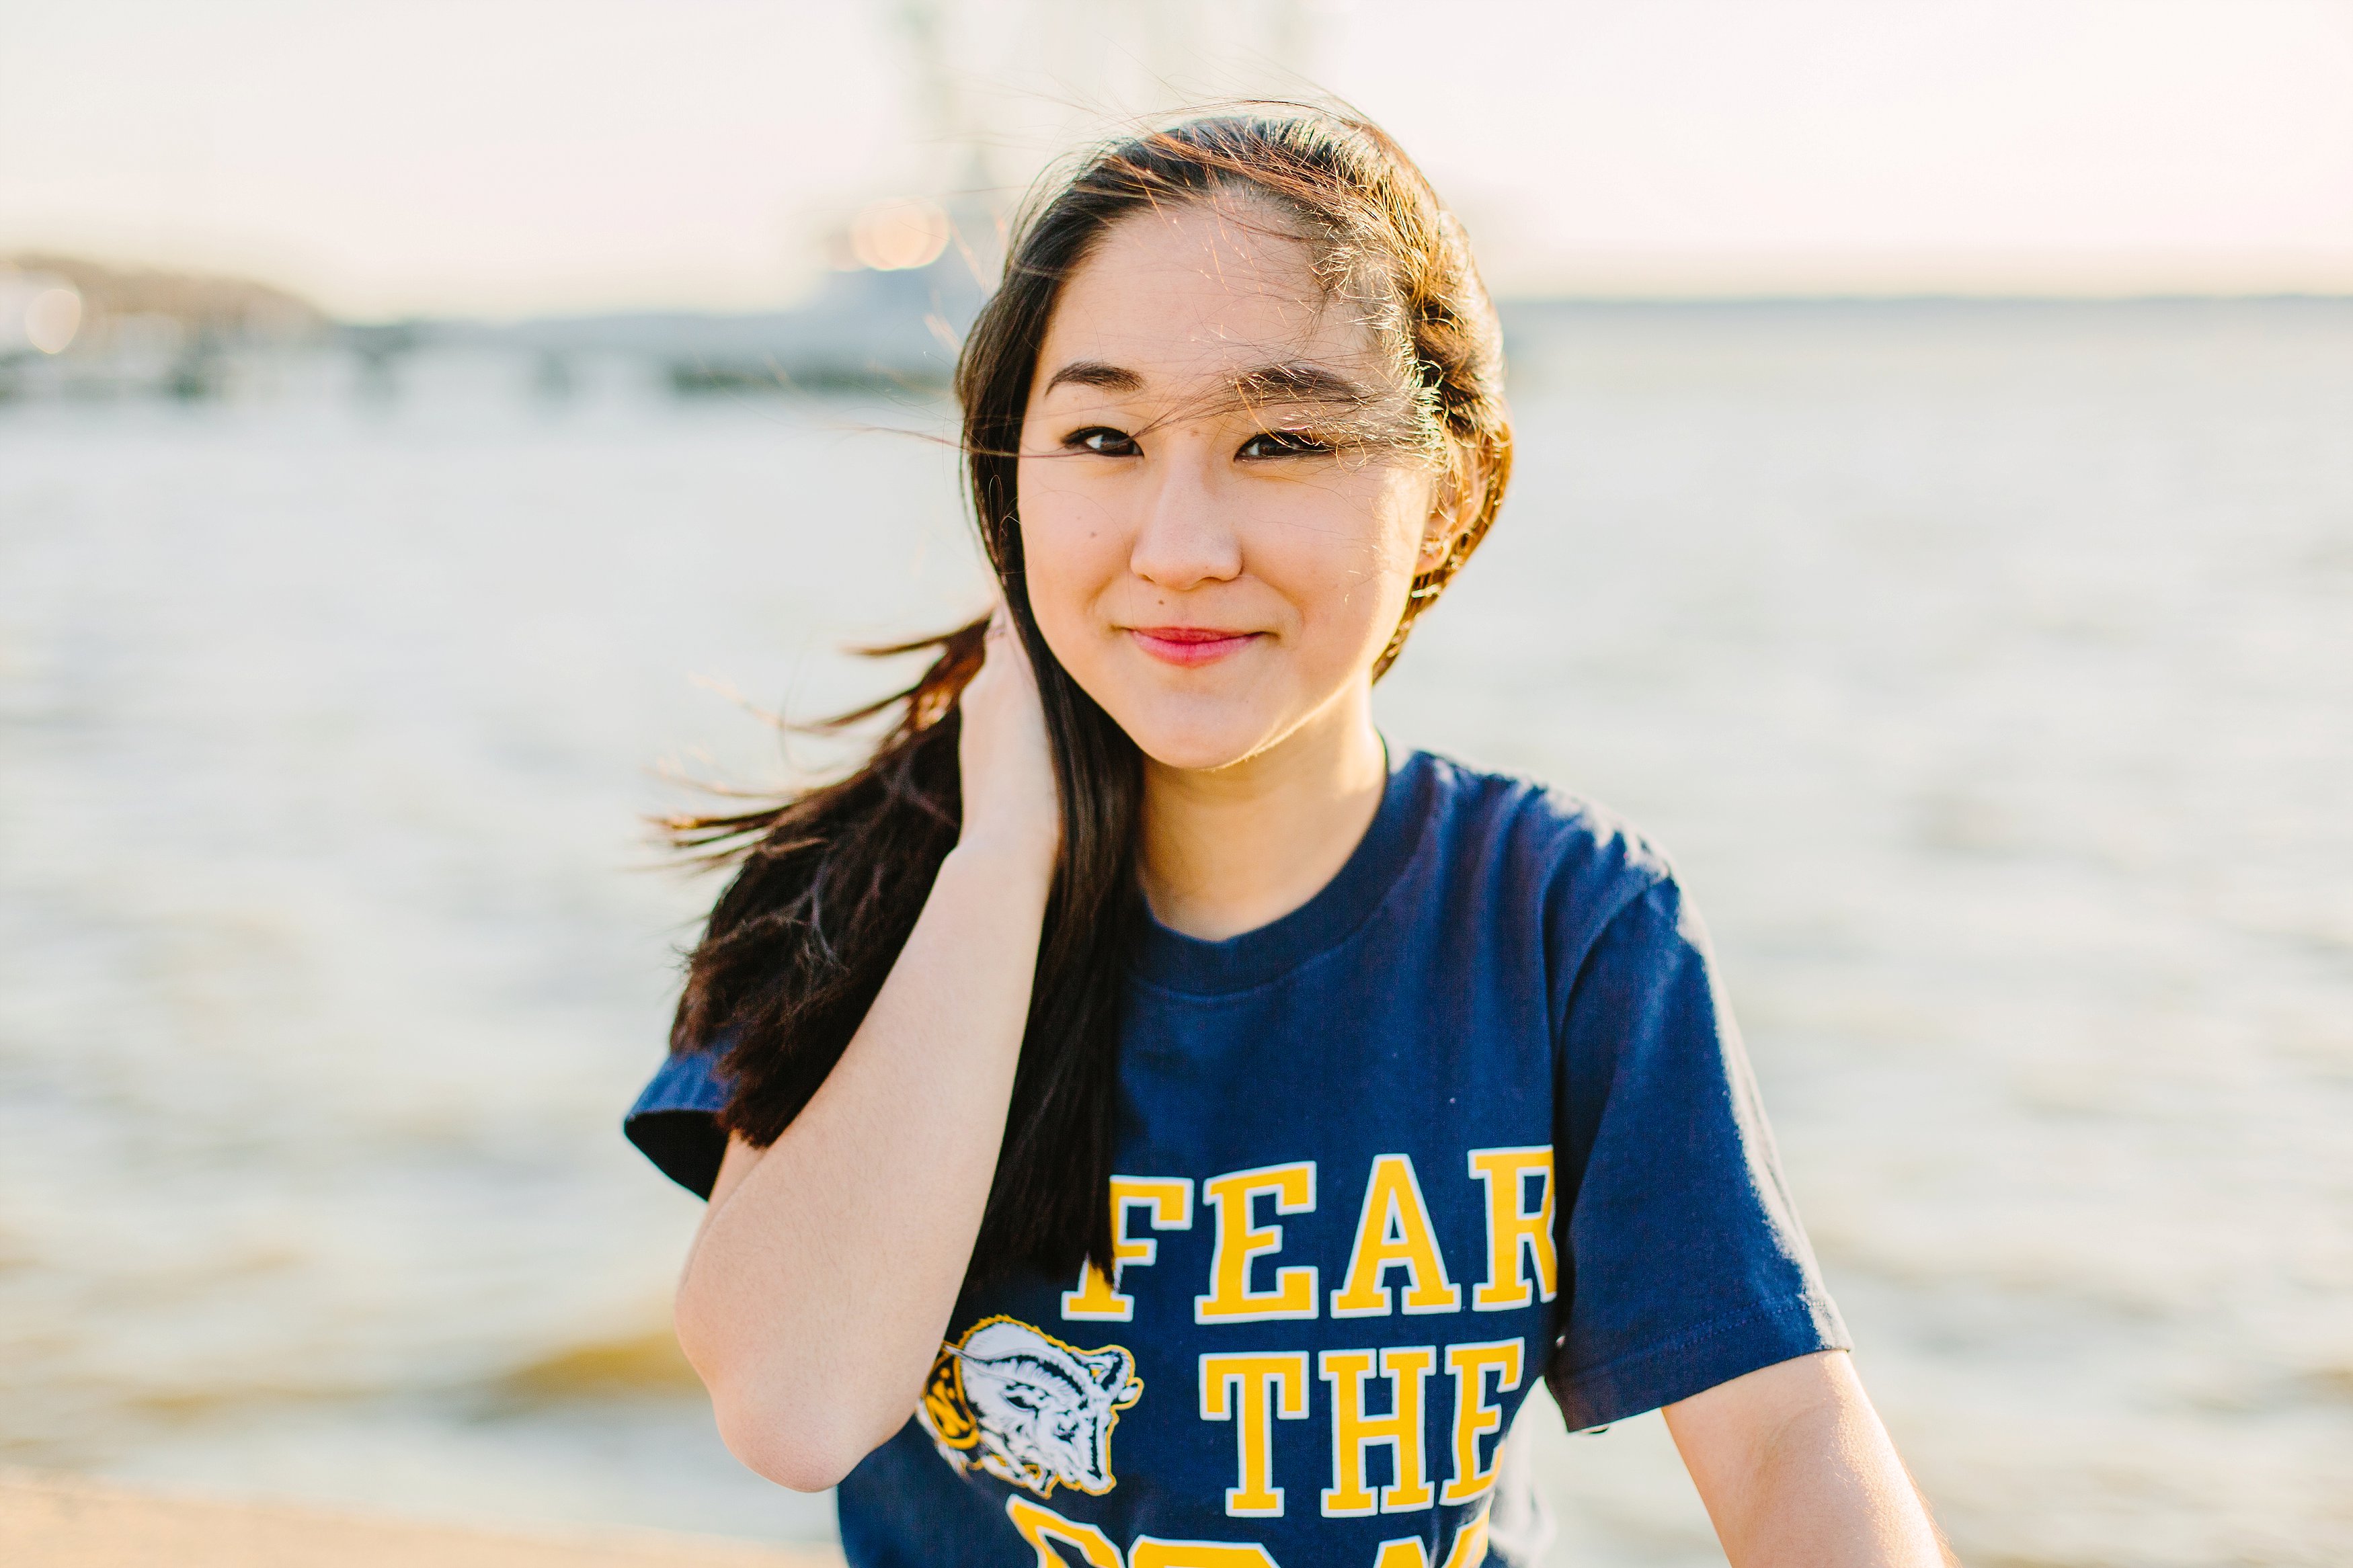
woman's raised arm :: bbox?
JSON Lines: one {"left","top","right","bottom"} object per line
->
{"left": 671, "top": 612, "right": 1062, "bottom": 1492}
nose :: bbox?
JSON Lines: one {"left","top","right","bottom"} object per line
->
{"left": 1127, "top": 438, "right": 1242, "bottom": 592}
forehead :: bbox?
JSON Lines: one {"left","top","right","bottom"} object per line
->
{"left": 1037, "top": 198, "right": 1380, "bottom": 390}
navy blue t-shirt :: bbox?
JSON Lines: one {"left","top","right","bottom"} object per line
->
{"left": 628, "top": 750, "right": 1846, "bottom": 1568}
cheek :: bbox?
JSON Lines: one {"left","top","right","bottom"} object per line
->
{"left": 1014, "top": 458, "right": 1123, "bottom": 646}
{"left": 1257, "top": 472, "right": 1426, "bottom": 644}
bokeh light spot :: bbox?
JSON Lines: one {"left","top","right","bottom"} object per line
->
{"left": 849, "top": 200, "right": 949, "bottom": 272}
{"left": 26, "top": 286, "right": 83, "bottom": 354}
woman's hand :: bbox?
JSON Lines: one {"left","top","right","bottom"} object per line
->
{"left": 955, "top": 606, "right": 1062, "bottom": 864}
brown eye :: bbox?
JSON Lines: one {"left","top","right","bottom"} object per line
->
{"left": 1068, "top": 427, "right": 1139, "bottom": 456}
{"left": 1238, "top": 429, "right": 1330, "bottom": 460}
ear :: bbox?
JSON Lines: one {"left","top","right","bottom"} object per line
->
{"left": 1081, "top": 1347, "right": 1131, "bottom": 1393}
{"left": 1417, "top": 442, "right": 1484, "bottom": 570}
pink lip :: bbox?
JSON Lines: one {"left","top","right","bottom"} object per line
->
{"left": 1127, "top": 626, "right": 1262, "bottom": 667}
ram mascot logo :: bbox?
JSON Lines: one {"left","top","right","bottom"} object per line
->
{"left": 916, "top": 1316, "right": 1144, "bottom": 1497}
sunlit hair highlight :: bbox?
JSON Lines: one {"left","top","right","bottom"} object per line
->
{"left": 665, "top": 105, "right": 1513, "bottom": 1282}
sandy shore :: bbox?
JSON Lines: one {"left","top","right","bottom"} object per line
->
{"left": 0, "top": 1469, "right": 844, "bottom": 1568}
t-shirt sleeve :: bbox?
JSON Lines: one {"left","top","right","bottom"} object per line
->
{"left": 623, "top": 1044, "right": 732, "bottom": 1200}
{"left": 1546, "top": 875, "right": 1849, "bottom": 1430}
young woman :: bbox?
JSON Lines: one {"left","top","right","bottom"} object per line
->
{"left": 627, "top": 112, "right": 1953, "bottom": 1568}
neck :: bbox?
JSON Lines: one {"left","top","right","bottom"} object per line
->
{"left": 1138, "top": 686, "right": 1390, "bottom": 942}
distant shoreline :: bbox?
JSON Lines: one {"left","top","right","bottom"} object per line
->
{"left": 0, "top": 1469, "right": 840, "bottom": 1568}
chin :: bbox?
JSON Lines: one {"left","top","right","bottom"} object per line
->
{"left": 1104, "top": 700, "right": 1277, "bottom": 774}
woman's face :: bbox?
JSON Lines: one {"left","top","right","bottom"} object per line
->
{"left": 1015, "top": 199, "right": 1443, "bottom": 773}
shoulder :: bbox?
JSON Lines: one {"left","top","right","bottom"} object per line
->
{"left": 1398, "top": 749, "right": 1694, "bottom": 1030}
{"left": 1409, "top": 749, "right": 1675, "bottom": 919}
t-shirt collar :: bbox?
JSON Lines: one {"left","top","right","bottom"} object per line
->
{"left": 1129, "top": 744, "right": 1435, "bottom": 996}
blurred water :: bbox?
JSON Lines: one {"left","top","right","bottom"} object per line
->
{"left": 2, "top": 302, "right": 2349, "bottom": 1566}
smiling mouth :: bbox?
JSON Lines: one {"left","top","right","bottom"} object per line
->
{"left": 1126, "top": 626, "right": 1262, "bottom": 667}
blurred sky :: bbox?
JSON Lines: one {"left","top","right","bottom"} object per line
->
{"left": 2, "top": 0, "right": 2350, "bottom": 319}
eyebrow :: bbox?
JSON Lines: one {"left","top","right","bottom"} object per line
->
{"left": 1043, "top": 360, "right": 1145, "bottom": 394}
{"left": 1041, "top": 358, "right": 1369, "bottom": 406}
{"left": 1231, "top": 362, "right": 1368, "bottom": 407}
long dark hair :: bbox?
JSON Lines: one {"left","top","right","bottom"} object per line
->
{"left": 665, "top": 107, "right": 1513, "bottom": 1282}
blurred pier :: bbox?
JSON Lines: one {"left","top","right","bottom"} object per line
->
{"left": 1, "top": 235, "right": 987, "bottom": 407}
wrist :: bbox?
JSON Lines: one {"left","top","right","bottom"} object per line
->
{"left": 944, "top": 827, "right": 1058, "bottom": 888}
